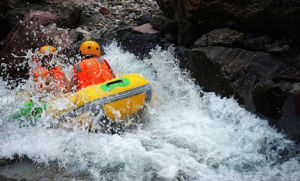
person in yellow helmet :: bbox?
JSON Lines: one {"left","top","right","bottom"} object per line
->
{"left": 69, "top": 41, "right": 115, "bottom": 91}
{"left": 32, "top": 45, "right": 69, "bottom": 93}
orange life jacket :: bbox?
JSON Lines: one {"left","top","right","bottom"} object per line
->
{"left": 33, "top": 65, "right": 66, "bottom": 88}
{"left": 73, "top": 57, "right": 114, "bottom": 90}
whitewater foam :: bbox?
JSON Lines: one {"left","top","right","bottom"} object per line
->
{"left": 0, "top": 42, "right": 299, "bottom": 180}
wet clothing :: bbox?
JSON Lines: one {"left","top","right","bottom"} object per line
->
{"left": 33, "top": 65, "right": 67, "bottom": 89}
{"left": 73, "top": 57, "right": 114, "bottom": 90}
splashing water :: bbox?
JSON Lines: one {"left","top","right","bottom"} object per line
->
{"left": 0, "top": 42, "right": 299, "bottom": 180}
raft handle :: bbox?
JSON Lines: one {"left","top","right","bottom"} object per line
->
{"left": 106, "top": 80, "right": 123, "bottom": 87}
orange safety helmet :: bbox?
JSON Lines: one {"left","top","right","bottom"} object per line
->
{"left": 39, "top": 45, "right": 56, "bottom": 55}
{"left": 79, "top": 41, "right": 101, "bottom": 57}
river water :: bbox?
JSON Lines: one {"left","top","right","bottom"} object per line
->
{"left": 0, "top": 42, "right": 299, "bottom": 180}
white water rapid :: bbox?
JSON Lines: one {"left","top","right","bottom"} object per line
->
{"left": 0, "top": 42, "right": 299, "bottom": 180}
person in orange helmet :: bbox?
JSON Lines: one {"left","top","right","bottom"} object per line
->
{"left": 68, "top": 41, "right": 115, "bottom": 91}
{"left": 32, "top": 45, "right": 69, "bottom": 93}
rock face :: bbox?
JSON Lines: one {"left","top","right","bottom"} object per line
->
{"left": 0, "top": 11, "right": 73, "bottom": 84}
{"left": 114, "top": 30, "right": 171, "bottom": 59}
{"left": 156, "top": 0, "right": 300, "bottom": 143}
{"left": 156, "top": 0, "right": 300, "bottom": 46}
{"left": 0, "top": 0, "right": 10, "bottom": 42}
{"left": 194, "top": 28, "right": 243, "bottom": 47}
{"left": 182, "top": 46, "right": 300, "bottom": 142}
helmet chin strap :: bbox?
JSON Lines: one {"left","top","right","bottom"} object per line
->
{"left": 83, "top": 54, "right": 98, "bottom": 59}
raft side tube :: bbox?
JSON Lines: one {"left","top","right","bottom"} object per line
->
{"left": 54, "top": 73, "right": 152, "bottom": 121}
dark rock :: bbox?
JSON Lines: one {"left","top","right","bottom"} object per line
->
{"left": 51, "top": 2, "right": 83, "bottom": 29}
{"left": 252, "top": 81, "right": 300, "bottom": 143}
{"left": 69, "top": 28, "right": 92, "bottom": 42}
{"left": 0, "top": 0, "right": 11, "bottom": 42}
{"left": 184, "top": 46, "right": 300, "bottom": 142}
{"left": 266, "top": 45, "right": 289, "bottom": 55}
{"left": 150, "top": 15, "right": 176, "bottom": 33}
{"left": 114, "top": 29, "right": 171, "bottom": 59}
{"left": 164, "top": 33, "right": 173, "bottom": 42}
{"left": 243, "top": 35, "right": 292, "bottom": 55}
{"left": 243, "top": 35, "right": 270, "bottom": 52}
{"left": 136, "top": 14, "right": 152, "bottom": 25}
{"left": 0, "top": 40, "right": 3, "bottom": 50}
{"left": 194, "top": 28, "right": 244, "bottom": 47}
{"left": 80, "top": 5, "right": 104, "bottom": 30}
{"left": 177, "top": 47, "right": 238, "bottom": 98}
{"left": 253, "top": 82, "right": 288, "bottom": 120}
{"left": 0, "top": 10, "right": 73, "bottom": 85}
{"left": 156, "top": 0, "right": 300, "bottom": 46}
{"left": 173, "top": 46, "right": 190, "bottom": 63}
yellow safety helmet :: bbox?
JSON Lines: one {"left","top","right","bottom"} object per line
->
{"left": 39, "top": 45, "right": 56, "bottom": 55}
{"left": 79, "top": 41, "right": 101, "bottom": 57}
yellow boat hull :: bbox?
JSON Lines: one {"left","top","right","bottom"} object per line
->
{"left": 48, "top": 73, "right": 152, "bottom": 126}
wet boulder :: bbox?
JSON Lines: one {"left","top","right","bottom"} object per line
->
{"left": 48, "top": 1, "right": 83, "bottom": 29}
{"left": 194, "top": 28, "right": 244, "bottom": 47}
{"left": 252, "top": 79, "right": 300, "bottom": 143}
{"left": 0, "top": 0, "right": 9, "bottom": 42}
{"left": 243, "top": 35, "right": 293, "bottom": 56}
{"left": 183, "top": 46, "right": 300, "bottom": 142}
{"left": 150, "top": 15, "right": 176, "bottom": 33}
{"left": 113, "top": 29, "right": 171, "bottom": 59}
{"left": 156, "top": 0, "right": 300, "bottom": 46}
{"left": 177, "top": 47, "right": 238, "bottom": 99}
{"left": 0, "top": 10, "right": 73, "bottom": 85}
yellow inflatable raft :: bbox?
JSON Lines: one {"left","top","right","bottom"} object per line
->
{"left": 48, "top": 73, "right": 152, "bottom": 124}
